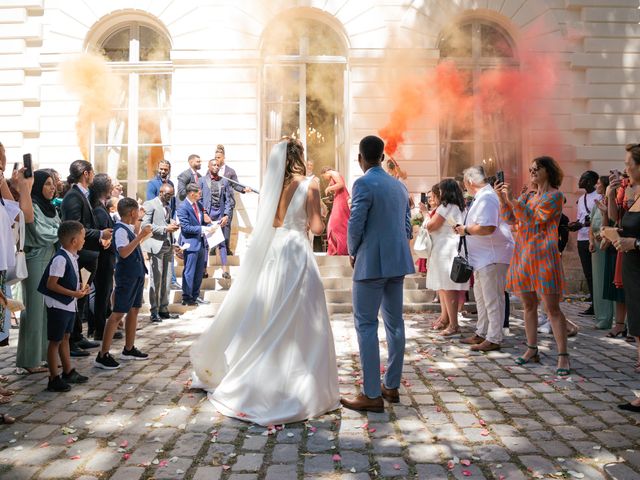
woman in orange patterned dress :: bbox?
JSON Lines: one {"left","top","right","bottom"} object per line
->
{"left": 496, "top": 156, "right": 571, "bottom": 376}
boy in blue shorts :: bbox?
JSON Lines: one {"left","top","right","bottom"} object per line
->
{"left": 95, "top": 198, "right": 152, "bottom": 369}
{"left": 38, "top": 220, "right": 91, "bottom": 392}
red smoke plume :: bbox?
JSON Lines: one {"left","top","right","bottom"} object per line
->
{"left": 379, "top": 23, "right": 563, "bottom": 160}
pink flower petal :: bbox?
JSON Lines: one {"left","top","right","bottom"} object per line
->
{"left": 332, "top": 454, "right": 342, "bottom": 462}
{"left": 122, "top": 453, "right": 131, "bottom": 460}
{"left": 461, "top": 459, "right": 471, "bottom": 466}
{"left": 462, "top": 469, "right": 472, "bottom": 476}
{"left": 70, "top": 455, "right": 81, "bottom": 460}
{"left": 393, "top": 463, "right": 401, "bottom": 470}
{"left": 119, "top": 440, "right": 129, "bottom": 448}
{"left": 479, "top": 420, "right": 486, "bottom": 426}
{"left": 159, "top": 460, "right": 169, "bottom": 467}
{"left": 222, "top": 465, "right": 230, "bottom": 471}
{"left": 480, "top": 429, "right": 490, "bottom": 436}
{"left": 368, "top": 427, "right": 377, "bottom": 433}
{"left": 38, "top": 442, "right": 49, "bottom": 448}
{"left": 436, "top": 406, "right": 442, "bottom": 412}
{"left": 447, "top": 460, "right": 455, "bottom": 470}
{"left": 310, "top": 426, "right": 317, "bottom": 433}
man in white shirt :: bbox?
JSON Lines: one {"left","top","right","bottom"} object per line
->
{"left": 455, "top": 167, "right": 514, "bottom": 351}
{"left": 569, "top": 171, "right": 600, "bottom": 316}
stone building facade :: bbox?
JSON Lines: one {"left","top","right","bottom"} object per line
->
{"left": 0, "top": 0, "right": 638, "bottom": 252}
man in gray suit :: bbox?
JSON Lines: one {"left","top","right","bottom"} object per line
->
{"left": 341, "top": 135, "right": 415, "bottom": 413}
{"left": 142, "top": 184, "right": 180, "bottom": 323}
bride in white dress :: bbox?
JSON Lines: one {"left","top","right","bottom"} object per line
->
{"left": 190, "top": 138, "right": 340, "bottom": 426}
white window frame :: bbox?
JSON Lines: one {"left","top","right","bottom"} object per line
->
{"left": 91, "top": 22, "right": 173, "bottom": 198}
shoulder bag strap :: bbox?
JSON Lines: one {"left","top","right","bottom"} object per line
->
{"left": 16, "top": 210, "right": 25, "bottom": 252}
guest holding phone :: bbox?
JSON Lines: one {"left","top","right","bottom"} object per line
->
{"left": 497, "top": 156, "right": 571, "bottom": 376}
{"left": 614, "top": 143, "right": 640, "bottom": 412}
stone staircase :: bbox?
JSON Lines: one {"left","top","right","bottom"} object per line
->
{"left": 143, "top": 252, "right": 474, "bottom": 316}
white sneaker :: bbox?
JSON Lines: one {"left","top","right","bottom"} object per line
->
{"left": 537, "top": 311, "right": 551, "bottom": 333}
{"left": 457, "top": 312, "right": 466, "bottom": 323}
{"left": 537, "top": 322, "right": 552, "bottom": 334}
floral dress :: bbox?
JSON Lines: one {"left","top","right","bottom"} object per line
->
{"left": 501, "top": 190, "right": 564, "bottom": 295}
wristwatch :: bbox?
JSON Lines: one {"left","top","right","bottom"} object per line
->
{"left": 464, "top": 226, "right": 470, "bottom": 236}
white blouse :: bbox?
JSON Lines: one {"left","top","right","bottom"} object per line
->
{"left": 0, "top": 198, "right": 19, "bottom": 272}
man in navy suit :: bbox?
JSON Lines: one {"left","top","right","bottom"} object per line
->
{"left": 177, "top": 183, "right": 211, "bottom": 306}
{"left": 341, "top": 135, "right": 415, "bottom": 413}
{"left": 214, "top": 145, "right": 251, "bottom": 254}
{"left": 200, "top": 157, "right": 235, "bottom": 279}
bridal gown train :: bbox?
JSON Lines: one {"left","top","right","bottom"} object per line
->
{"left": 191, "top": 177, "right": 340, "bottom": 426}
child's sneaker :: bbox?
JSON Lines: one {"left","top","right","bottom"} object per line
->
{"left": 47, "top": 375, "right": 71, "bottom": 392}
{"left": 121, "top": 346, "right": 149, "bottom": 361}
{"left": 62, "top": 369, "right": 89, "bottom": 384}
{"left": 95, "top": 352, "right": 120, "bottom": 370}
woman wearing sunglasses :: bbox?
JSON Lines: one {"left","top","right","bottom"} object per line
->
{"left": 496, "top": 156, "right": 571, "bottom": 376}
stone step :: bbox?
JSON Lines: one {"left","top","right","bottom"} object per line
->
{"left": 313, "top": 254, "right": 351, "bottom": 267}
{"left": 318, "top": 265, "right": 354, "bottom": 277}
{"left": 175, "top": 255, "right": 240, "bottom": 267}
{"left": 325, "top": 289, "right": 436, "bottom": 303}
{"left": 140, "top": 301, "right": 469, "bottom": 316}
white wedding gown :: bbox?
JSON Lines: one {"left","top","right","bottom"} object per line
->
{"left": 191, "top": 143, "right": 340, "bottom": 426}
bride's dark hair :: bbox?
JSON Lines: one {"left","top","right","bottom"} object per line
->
{"left": 282, "top": 137, "right": 306, "bottom": 186}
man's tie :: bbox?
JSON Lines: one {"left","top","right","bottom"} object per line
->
{"left": 192, "top": 202, "right": 200, "bottom": 223}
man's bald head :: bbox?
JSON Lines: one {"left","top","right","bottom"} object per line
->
{"left": 159, "top": 183, "right": 174, "bottom": 195}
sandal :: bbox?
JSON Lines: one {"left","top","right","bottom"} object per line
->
{"left": 24, "top": 367, "right": 48, "bottom": 374}
{"left": 431, "top": 318, "right": 448, "bottom": 331}
{"left": 515, "top": 345, "right": 540, "bottom": 365}
{"left": 0, "top": 387, "right": 14, "bottom": 396}
{"left": 0, "top": 375, "right": 8, "bottom": 383}
{"left": 607, "top": 322, "right": 627, "bottom": 338}
{"left": 0, "top": 413, "right": 15, "bottom": 424}
{"left": 439, "top": 327, "right": 461, "bottom": 337}
{"left": 556, "top": 353, "right": 571, "bottom": 376}
{"left": 0, "top": 395, "right": 11, "bottom": 405}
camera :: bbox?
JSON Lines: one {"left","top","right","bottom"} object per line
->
{"left": 583, "top": 214, "right": 590, "bottom": 228}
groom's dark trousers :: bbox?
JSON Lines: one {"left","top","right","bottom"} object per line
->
{"left": 353, "top": 276, "right": 405, "bottom": 399}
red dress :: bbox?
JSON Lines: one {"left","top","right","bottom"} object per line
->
{"left": 327, "top": 176, "right": 350, "bottom": 256}
{"left": 501, "top": 190, "right": 564, "bottom": 295}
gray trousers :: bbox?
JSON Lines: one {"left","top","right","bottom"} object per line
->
{"left": 149, "top": 243, "right": 173, "bottom": 315}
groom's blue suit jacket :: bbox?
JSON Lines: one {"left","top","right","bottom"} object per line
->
{"left": 348, "top": 165, "right": 415, "bottom": 281}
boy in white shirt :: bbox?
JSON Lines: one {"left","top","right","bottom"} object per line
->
{"left": 38, "top": 221, "right": 90, "bottom": 392}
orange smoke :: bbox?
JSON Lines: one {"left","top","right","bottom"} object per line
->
{"left": 379, "top": 23, "right": 563, "bottom": 159}
{"left": 379, "top": 62, "right": 471, "bottom": 157}
{"left": 61, "top": 53, "right": 121, "bottom": 160}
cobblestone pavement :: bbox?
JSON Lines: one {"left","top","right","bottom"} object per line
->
{"left": 1, "top": 302, "right": 639, "bottom": 480}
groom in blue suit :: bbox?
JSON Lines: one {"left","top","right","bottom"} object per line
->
{"left": 341, "top": 135, "right": 415, "bottom": 413}
{"left": 177, "top": 183, "right": 210, "bottom": 307}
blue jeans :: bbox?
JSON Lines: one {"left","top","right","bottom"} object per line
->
{"left": 352, "top": 276, "right": 405, "bottom": 398}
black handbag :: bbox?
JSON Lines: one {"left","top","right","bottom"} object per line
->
{"left": 450, "top": 236, "right": 473, "bottom": 283}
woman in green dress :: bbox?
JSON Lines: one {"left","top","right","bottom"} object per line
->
{"left": 589, "top": 175, "right": 614, "bottom": 329}
{"left": 16, "top": 170, "right": 60, "bottom": 372}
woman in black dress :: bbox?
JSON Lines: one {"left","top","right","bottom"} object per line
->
{"left": 614, "top": 143, "right": 640, "bottom": 413}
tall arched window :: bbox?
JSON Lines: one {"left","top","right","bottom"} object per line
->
{"left": 91, "top": 22, "right": 172, "bottom": 199}
{"left": 261, "top": 16, "right": 347, "bottom": 179}
{"left": 439, "top": 21, "right": 520, "bottom": 182}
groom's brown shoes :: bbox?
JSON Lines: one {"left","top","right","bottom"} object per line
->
{"left": 381, "top": 384, "right": 400, "bottom": 403}
{"left": 340, "top": 394, "right": 384, "bottom": 413}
